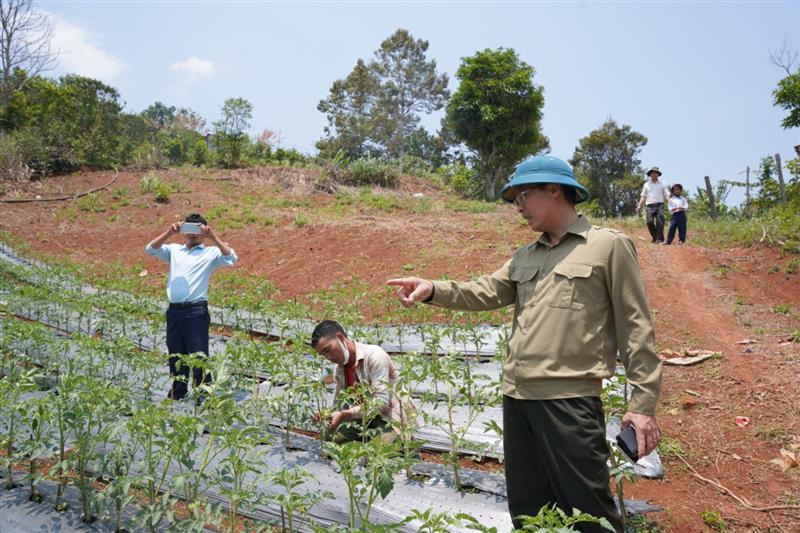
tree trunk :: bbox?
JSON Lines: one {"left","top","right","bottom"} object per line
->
{"left": 744, "top": 166, "right": 750, "bottom": 217}
{"left": 484, "top": 167, "right": 497, "bottom": 200}
{"left": 774, "top": 153, "right": 787, "bottom": 206}
{"left": 704, "top": 176, "right": 717, "bottom": 220}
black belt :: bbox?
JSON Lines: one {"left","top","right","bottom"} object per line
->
{"left": 168, "top": 301, "right": 208, "bottom": 309}
{"left": 646, "top": 202, "right": 663, "bottom": 207}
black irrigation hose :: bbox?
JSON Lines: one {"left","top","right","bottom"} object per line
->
{"left": 0, "top": 169, "right": 119, "bottom": 203}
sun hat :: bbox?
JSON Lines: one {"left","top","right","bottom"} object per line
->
{"left": 500, "top": 156, "right": 590, "bottom": 204}
{"left": 646, "top": 166, "right": 662, "bottom": 177}
{"left": 671, "top": 183, "right": 683, "bottom": 192}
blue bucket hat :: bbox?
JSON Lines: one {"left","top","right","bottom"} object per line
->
{"left": 500, "top": 155, "right": 590, "bottom": 204}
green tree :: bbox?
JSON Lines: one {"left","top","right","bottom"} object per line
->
{"left": 9, "top": 74, "right": 124, "bottom": 173}
{"left": 751, "top": 155, "right": 781, "bottom": 211}
{"left": 773, "top": 70, "right": 800, "bottom": 129}
{"left": 141, "top": 101, "right": 177, "bottom": 130}
{"left": 569, "top": 119, "right": 647, "bottom": 217}
{"left": 316, "top": 59, "right": 381, "bottom": 159}
{"left": 770, "top": 42, "right": 799, "bottom": 130}
{"left": 446, "top": 47, "right": 548, "bottom": 199}
{"left": 371, "top": 29, "right": 449, "bottom": 164}
{"left": 403, "top": 125, "right": 451, "bottom": 170}
{"left": 213, "top": 97, "right": 253, "bottom": 167}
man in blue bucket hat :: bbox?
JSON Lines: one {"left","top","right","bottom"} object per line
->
{"left": 389, "top": 155, "right": 661, "bottom": 531}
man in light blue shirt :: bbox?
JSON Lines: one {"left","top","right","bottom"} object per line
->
{"left": 145, "top": 212, "right": 238, "bottom": 400}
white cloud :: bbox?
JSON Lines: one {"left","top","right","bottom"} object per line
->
{"left": 169, "top": 56, "right": 216, "bottom": 83}
{"left": 45, "top": 11, "right": 126, "bottom": 82}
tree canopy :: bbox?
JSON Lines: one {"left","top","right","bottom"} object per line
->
{"left": 446, "top": 47, "right": 548, "bottom": 199}
{"left": 773, "top": 69, "right": 800, "bottom": 129}
{"left": 569, "top": 119, "right": 647, "bottom": 217}
{"left": 316, "top": 29, "right": 449, "bottom": 167}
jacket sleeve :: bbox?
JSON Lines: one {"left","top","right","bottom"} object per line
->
{"left": 429, "top": 260, "right": 516, "bottom": 311}
{"left": 606, "top": 235, "right": 662, "bottom": 416}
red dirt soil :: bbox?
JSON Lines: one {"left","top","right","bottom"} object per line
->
{"left": 2, "top": 169, "right": 799, "bottom": 532}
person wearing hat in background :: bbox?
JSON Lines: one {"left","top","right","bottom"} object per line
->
{"left": 636, "top": 166, "right": 670, "bottom": 243}
{"left": 388, "top": 155, "right": 662, "bottom": 532}
{"left": 665, "top": 183, "right": 689, "bottom": 245}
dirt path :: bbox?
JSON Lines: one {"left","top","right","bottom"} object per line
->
{"left": 626, "top": 233, "right": 800, "bottom": 531}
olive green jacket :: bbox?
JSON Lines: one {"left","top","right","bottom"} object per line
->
{"left": 430, "top": 215, "right": 661, "bottom": 416}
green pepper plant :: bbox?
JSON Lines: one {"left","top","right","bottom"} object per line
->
{"left": 601, "top": 373, "right": 637, "bottom": 530}
{"left": 265, "top": 467, "right": 331, "bottom": 533}
{"left": 62, "top": 373, "right": 127, "bottom": 523}
{"left": 20, "top": 394, "right": 56, "bottom": 502}
{"left": 0, "top": 365, "right": 39, "bottom": 489}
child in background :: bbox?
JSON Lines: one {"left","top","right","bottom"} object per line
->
{"left": 665, "top": 183, "right": 688, "bottom": 245}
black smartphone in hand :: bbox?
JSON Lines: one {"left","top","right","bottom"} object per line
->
{"left": 616, "top": 426, "right": 639, "bottom": 462}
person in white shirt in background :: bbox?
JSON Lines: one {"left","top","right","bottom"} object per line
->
{"left": 665, "top": 183, "right": 689, "bottom": 245}
{"left": 636, "top": 166, "right": 670, "bottom": 243}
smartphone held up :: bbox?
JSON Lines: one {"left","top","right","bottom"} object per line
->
{"left": 180, "top": 222, "right": 202, "bottom": 235}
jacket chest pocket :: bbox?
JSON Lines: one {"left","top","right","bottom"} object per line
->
{"left": 550, "top": 263, "right": 593, "bottom": 310}
{"left": 509, "top": 266, "right": 539, "bottom": 308}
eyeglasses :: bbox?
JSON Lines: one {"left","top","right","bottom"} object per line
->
{"left": 514, "top": 186, "right": 543, "bottom": 207}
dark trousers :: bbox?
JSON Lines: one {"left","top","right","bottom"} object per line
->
{"left": 645, "top": 203, "right": 665, "bottom": 243}
{"left": 504, "top": 395, "right": 622, "bottom": 533}
{"left": 324, "top": 415, "right": 396, "bottom": 445}
{"left": 666, "top": 211, "right": 687, "bottom": 244}
{"left": 166, "top": 302, "right": 211, "bottom": 400}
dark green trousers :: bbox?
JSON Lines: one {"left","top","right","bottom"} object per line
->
{"left": 325, "top": 416, "right": 397, "bottom": 445}
{"left": 504, "top": 395, "right": 622, "bottom": 533}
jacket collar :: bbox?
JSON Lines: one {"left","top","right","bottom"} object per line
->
{"left": 535, "top": 213, "right": 591, "bottom": 246}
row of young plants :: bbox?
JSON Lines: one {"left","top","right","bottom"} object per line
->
{"left": 0, "top": 247, "right": 634, "bottom": 531}
{"left": 0, "top": 243, "right": 508, "bottom": 360}
{"left": 0, "top": 269, "right": 510, "bottom": 531}
{"left": 0, "top": 309, "right": 563, "bottom": 532}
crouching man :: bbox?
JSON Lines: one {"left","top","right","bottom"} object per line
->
{"left": 310, "top": 320, "right": 416, "bottom": 444}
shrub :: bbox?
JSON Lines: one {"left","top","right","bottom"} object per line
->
{"left": 399, "top": 155, "right": 434, "bottom": 178}
{"left": 153, "top": 182, "right": 171, "bottom": 203}
{"left": 130, "top": 142, "right": 167, "bottom": 170}
{"left": 437, "top": 164, "right": 479, "bottom": 198}
{"left": 139, "top": 174, "right": 172, "bottom": 203}
{"left": 139, "top": 174, "right": 160, "bottom": 194}
{"left": 0, "top": 133, "right": 33, "bottom": 182}
{"left": 345, "top": 157, "right": 399, "bottom": 188}
{"left": 188, "top": 139, "right": 210, "bottom": 166}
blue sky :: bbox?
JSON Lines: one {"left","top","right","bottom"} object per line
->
{"left": 39, "top": 0, "right": 799, "bottom": 205}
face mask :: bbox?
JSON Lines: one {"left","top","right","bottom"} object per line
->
{"left": 337, "top": 339, "right": 350, "bottom": 366}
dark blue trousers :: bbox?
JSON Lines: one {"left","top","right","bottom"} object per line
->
{"left": 667, "top": 211, "right": 687, "bottom": 244}
{"left": 165, "top": 302, "right": 211, "bottom": 400}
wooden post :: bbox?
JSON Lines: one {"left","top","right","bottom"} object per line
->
{"left": 745, "top": 166, "right": 750, "bottom": 217}
{"left": 774, "top": 153, "right": 787, "bottom": 206}
{"left": 704, "top": 175, "right": 717, "bottom": 220}
{"left": 794, "top": 144, "right": 800, "bottom": 158}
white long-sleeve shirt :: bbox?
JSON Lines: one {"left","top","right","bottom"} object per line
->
{"left": 145, "top": 243, "right": 237, "bottom": 303}
{"left": 641, "top": 180, "right": 670, "bottom": 205}
{"left": 668, "top": 196, "right": 688, "bottom": 213}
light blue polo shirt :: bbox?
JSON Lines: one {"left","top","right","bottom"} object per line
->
{"left": 145, "top": 243, "right": 238, "bottom": 304}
